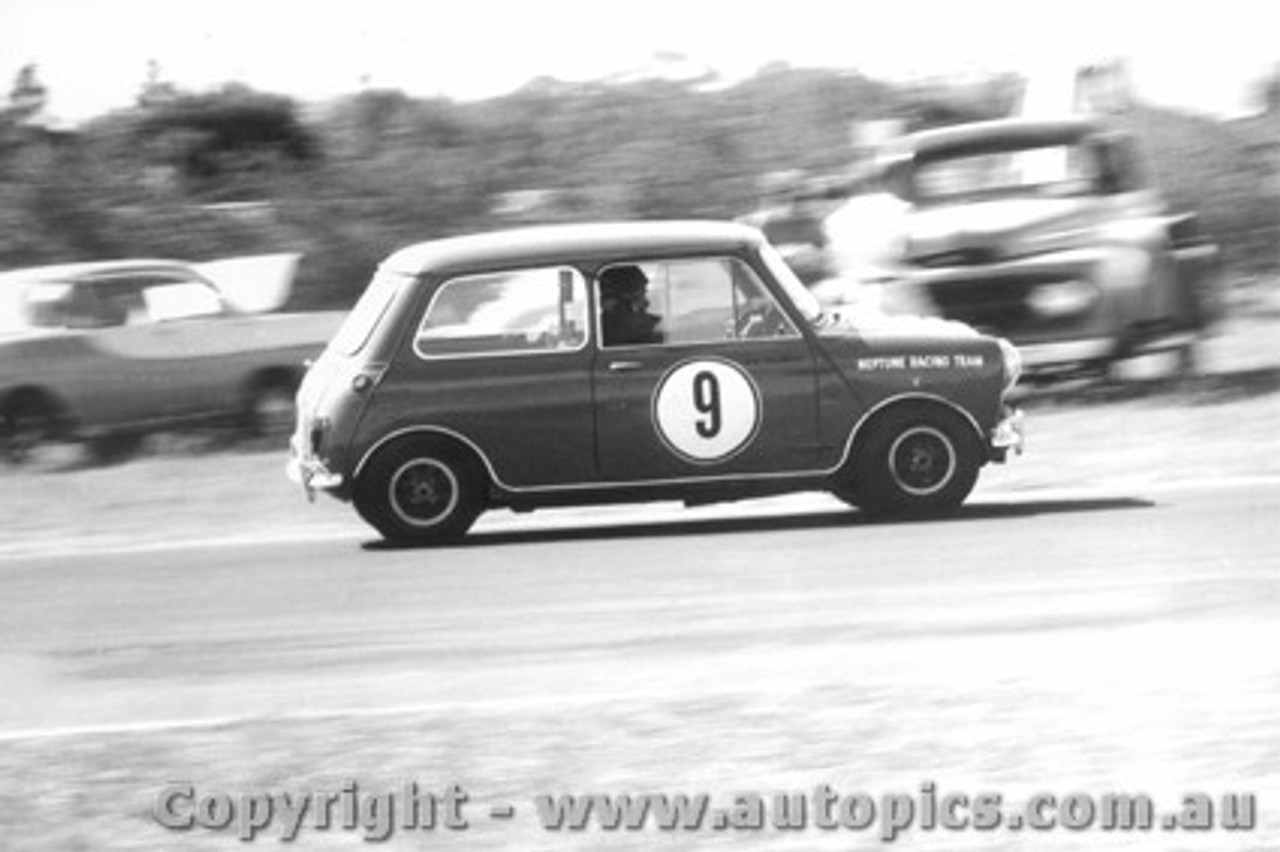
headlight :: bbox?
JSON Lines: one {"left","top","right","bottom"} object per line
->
{"left": 1026, "top": 280, "right": 1098, "bottom": 318}
{"left": 998, "top": 338, "right": 1023, "bottom": 392}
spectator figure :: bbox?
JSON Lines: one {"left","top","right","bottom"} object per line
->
{"left": 599, "top": 265, "right": 663, "bottom": 347}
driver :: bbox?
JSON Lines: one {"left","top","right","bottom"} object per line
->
{"left": 598, "top": 265, "right": 664, "bottom": 347}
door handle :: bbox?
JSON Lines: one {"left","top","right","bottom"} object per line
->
{"left": 608, "top": 360, "right": 644, "bottom": 373}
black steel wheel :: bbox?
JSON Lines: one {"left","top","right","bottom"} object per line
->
{"left": 838, "top": 404, "right": 982, "bottom": 518}
{"left": 354, "top": 438, "right": 485, "bottom": 544}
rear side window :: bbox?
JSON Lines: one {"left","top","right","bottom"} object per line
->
{"left": 415, "top": 266, "right": 588, "bottom": 358}
{"left": 134, "top": 277, "right": 224, "bottom": 321}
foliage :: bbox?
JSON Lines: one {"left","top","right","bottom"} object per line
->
{"left": 1, "top": 67, "right": 1276, "bottom": 310}
{"left": 1254, "top": 64, "right": 1280, "bottom": 115}
{"left": 131, "top": 87, "right": 320, "bottom": 198}
{"left": 5, "top": 64, "right": 48, "bottom": 123}
{"left": 1119, "top": 107, "right": 1279, "bottom": 273}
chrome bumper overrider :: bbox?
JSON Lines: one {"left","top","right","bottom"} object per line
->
{"left": 990, "top": 407, "right": 1025, "bottom": 461}
{"left": 286, "top": 454, "right": 344, "bottom": 502}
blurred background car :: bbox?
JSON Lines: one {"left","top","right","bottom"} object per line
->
{"left": 820, "top": 117, "right": 1222, "bottom": 381}
{"left": 737, "top": 170, "right": 839, "bottom": 286}
{"left": 0, "top": 255, "right": 345, "bottom": 462}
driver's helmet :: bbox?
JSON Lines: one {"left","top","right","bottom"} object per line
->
{"left": 599, "top": 265, "right": 648, "bottom": 304}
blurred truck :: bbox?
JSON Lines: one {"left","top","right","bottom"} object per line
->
{"left": 820, "top": 117, "right": 1221, "bottom": 381}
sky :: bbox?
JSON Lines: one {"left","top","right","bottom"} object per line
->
{"left": 3, "top": 0, "right": 1277, "bottom": 123}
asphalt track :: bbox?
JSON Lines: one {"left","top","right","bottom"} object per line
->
{"left": 1, "top": 478, "right": 1277, "bottom": 847}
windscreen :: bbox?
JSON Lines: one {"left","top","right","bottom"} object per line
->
{"left": 913, "top": 142, "right": 1100, "bottom": 204}
{"left": 758, "top": 243, "right": 823, "bottom": 327}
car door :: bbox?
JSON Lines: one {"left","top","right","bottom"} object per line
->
{"left": 591, "top": 255, "right": 822, "bottom": 483}
{"left": 16, "top": 275, "right": 150, "bottom": 428}
{"left": 82, "top": 272, "right": 236, "bottom": 419}
{"left": 383, "top": 264, "right": 599, "bottom": 489}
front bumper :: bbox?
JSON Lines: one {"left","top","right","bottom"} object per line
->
{"left": 989, "top": 406, "right": 1025, "bottom": 462}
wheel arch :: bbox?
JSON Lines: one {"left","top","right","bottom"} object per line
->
{"left": 840, "top": 393, "right": 984, "bottom": 474}
{"left": 351, "top": 426, "right": 492, "bottom": 543}
{"left": 241, "top": 364, "right": 303, "bottom": 399}
{"left": 353, "top": 426, "right": 495, "bottom": 492}
{"left": 1, "top": 384, "right": 74, "bottom": 434}
{"left": 239, "top": 365, "right": 305, "bottom": 434}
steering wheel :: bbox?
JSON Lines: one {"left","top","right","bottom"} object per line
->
{"left": 735, "top": 303, "right": 785, "bottom": 339}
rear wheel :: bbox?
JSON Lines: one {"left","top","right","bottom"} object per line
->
{"left": 837, "top": 405, "right": 981, "bottom": 518}
{"left": 243, "top": 378, "right": 298, "bottom": 439}
{"left": 354, "top": 438, "right": 485, "bottom": 544}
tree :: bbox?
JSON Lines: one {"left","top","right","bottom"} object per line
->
{"left": 137, "top": 60, "right": 180, "bottom": 108}
{"left": 5, "top": 64, "right": 48, "bottom": 123}
{"left": 1258, "top": 65, "right": 1280, "bottom": 115}
{"left": 135, "top": 87, "right": 320, "bottom": 198}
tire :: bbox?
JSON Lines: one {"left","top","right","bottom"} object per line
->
{"left": 839, "top": 404, "right": 981, "bottom": 518}
{"left": 2, "top": 393, "right": 64, "bottom": 466}
{"left": 354, "top": 438, "right": 485, "bottom": 544}
{"left": 86, "top": 431, "right": 145, "bottom": 465}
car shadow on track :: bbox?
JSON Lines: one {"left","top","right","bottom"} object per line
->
{"left": 361, "top": 496, "right": 1155, "bottom": 551}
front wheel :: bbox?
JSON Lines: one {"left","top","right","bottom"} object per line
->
{"left": 2, "top": 393, "right": 65, "bottom": 466}
{"left": 838, "top": 405, "right": 981, "bottom": 518}
{"left": 354, "top": 439, "right": 485, "bottom": 545}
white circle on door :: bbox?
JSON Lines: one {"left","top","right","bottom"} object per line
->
{"left": 652, "top": 358, "right": 761, "bottom": 463}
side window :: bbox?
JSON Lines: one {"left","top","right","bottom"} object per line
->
{"left": 723, "top": 260, "right": 799, "bottom": 341}
{"left": 23, "top": 277, "right": 154, "bottom": 329}
{"left": 415, "top": 266, "right": 588, "bottom": 358}
{"left": 104, "top": 286, "right": 147, "bottom": 325}
{"left": 596, "top": 257, "right": 796, "bottom": 348}
{"left": 597, "top": 264, "right": 665, "bottom": 348}
{"left": 131, "top": 275, "right": 224, "bottom": 322}
{"left": 92, "top": 278, "right": 151, "bottom": 326}
{"left": 63, "top": 282, "right": 130, "bottom": 329}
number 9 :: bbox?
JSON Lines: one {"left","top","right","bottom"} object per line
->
{"left": 693, "top": 371, "right": 721, "bottom": 439}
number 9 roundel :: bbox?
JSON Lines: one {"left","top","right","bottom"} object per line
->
{"left": 652, "top": 358, "right": 761, "bottom": 463}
